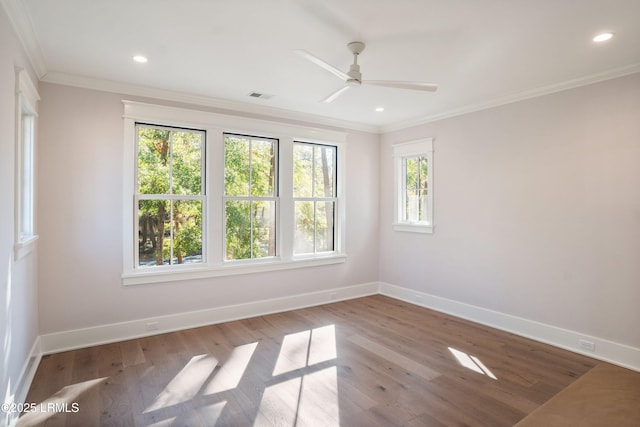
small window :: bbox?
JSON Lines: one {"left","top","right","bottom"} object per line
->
{"left": 393, "top": 138, "right": 434, "bottom": 233}
{"left": 14, "top": 68, "right": 40, "bottom": 260}
{"left": 136, "top": 124, "right": 206, "bottom": 267}
{"left": 293, "top": 142, "right": 337, "bottom": 254}
{"left": 224, "top": 133, "right": 278, "bottom": 261}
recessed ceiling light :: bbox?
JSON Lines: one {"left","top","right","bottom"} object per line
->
{"left": 592, "top": 32, "right": 614, "bottom": 43}
{"left": 375, "top": 107, "right": 385, "bottom": 112}
{"left": 132, "top": 55, "right": 148, "bottom": 63}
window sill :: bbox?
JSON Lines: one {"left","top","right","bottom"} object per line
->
{"left": 14, "top": 235, "right": 39, "bottom": 260}
{"left": 122, "top": 254, "right": 347, "bottom": 286}
{"left": 392, "top": 223, "right": 434, "bottom": 234}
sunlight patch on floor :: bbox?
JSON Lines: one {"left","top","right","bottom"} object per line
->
{"left": 256, "top": 325, "right": 340, "bottom": 425}
{"left": 254, "top": 376, "right": 302, "bottom": 426}
{"left": 17, "top": 377, "right": 107, "bottom": 426}
{"left": 145, "top": 354, "right": 218, "bottom": 412}
{"left": 198, "top": 400, "right": 227, "bottom": 425}
{"left": 254, "top": 366, "right": 339, "bottom": 426}
{"left": 308, "top": 325, "right": 337, "bottom": 366}
{"left": 204, "top": 342, "right": 258, "bottom": 394}
{"left": 273, "top": 325, "right": 336, "bottom": 376}
{"left": 448, "top": 347, "right": 497, "bottom": 380}
{"left": 296, "top": 366, "right": 340, "bottom": 424}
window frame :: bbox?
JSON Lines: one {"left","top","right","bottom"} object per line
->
{"left": 134, "top": 123, "right": 207, "bottom": 269}
{"left": 223, "top": 133, "right": 279, "bottom": 262}
{"left": 392, "top": 138, "right": 434, "bottom": 234}
{"left": 293, "top": 141, "right": 339, "bottom": 256}
{"left": 122, "top": 101, "right": 346, "bottom": 285}
{"left": 14, "top": 68, "right": 40, "bottom": 260}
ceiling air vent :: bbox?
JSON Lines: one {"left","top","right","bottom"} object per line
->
{"left": 248, "top": 92, "right": 274, "bottom": 100}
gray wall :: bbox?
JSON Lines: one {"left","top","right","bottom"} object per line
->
{"left": 0, "top": 5, "right": 40, "bottom": 420}
{"left": 379, "top": 73, "right": 640, "bottom": 349}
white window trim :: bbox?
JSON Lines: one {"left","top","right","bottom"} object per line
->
{"left": 122, "top": 101, "right": 346, "bottom": 285}
{"left": 14, "top": 68, "right": 40, "bottom": 260}
{"left": 392, "top": 138, "right": 434, "bottom": 234}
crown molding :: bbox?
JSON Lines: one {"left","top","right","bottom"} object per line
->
{"left": 6, "top": 0, "right": 637, "bottom": 137}
{"left": 380, "top": 64, "right": 640, "bottom": 133}
{"left": 40, "top": 71, "right": 380, "bottom": 134}
{"left": 1, "top": 0, "right": 47, "bottom": 78}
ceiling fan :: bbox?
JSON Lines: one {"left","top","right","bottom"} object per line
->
{"left": 295, "top": 41, "right": 438, "bottom": 103}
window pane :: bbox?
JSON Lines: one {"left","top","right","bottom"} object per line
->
{"left": 294, "top": 201, "right": 314, "bottom": 254}
{"left": 419, "top": 157, "right": 428, "bottom": 191}
{"left": 138, "top": 128, "right": 170, "bottom": 194}
{"left": 293, "top": 144, "right": 313, "bottom": 197}
{"left": 21, "top": 114, "right": 35, "bottom": 237}
{"left": 314, "top": 145, "right": 335, "bottom": 197}
{"left": 226, "top": 200, "right": 251, "bottom": 260}
{"left": 405, "top": 190, "right": 419, "bottom": 222}
{"left": 252, "top": 201, "right": 276, "bottom": 258}
{"left": 173, "top": 200, "right": 203, "bottom": 264}
{"left": 173, "top": 131, "right": 203, "bottom": 195}
{"left": 251, "top": 139, "right": 276, "bottom": 197}
{"left": 225, "top": 135, "right": 250, "bottom": 196}
{"left": 316, "top": 201, "right": 335, "bottom": 252}
{"left": 294, "top": 142, "right": 337, "bottom": 254}
{"left": 404, "top": 156, "right": 429, "bottom": 223}
{"left": 138, "top": 199, "right": 170, "bottom": 266}
{"left": 405, "top": 157, "right": 418, "bottom": 194}
{"left": 419, "top": 189, "right": 428, "bottom": 222}
{"left": 226, "top": 200, "right": 276, "bottom": 260}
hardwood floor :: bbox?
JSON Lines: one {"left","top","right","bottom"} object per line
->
{"left": 18, "top": 295, "right": 636, "bottom": 426}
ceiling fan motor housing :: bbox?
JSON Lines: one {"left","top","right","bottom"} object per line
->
{"left": 347, "top": 63, "right": 362, "bottom": 85}
{"left": 347, "top": 41, "right": 365, "bottom": 85}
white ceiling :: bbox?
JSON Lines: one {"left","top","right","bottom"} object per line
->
{"left": 7, "top": 0, "right": 640, "bottom": 131}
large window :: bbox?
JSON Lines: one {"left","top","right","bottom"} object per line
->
{"left": 122, "top": 101, "right": 346, "bottom": 285}
{"left": 393, "top": 138, "right": 434, "bottom": 233}
{"left": 14, "top": 68, "right": 40, "bottom": 260}
{"left": 293, "top": 142, "right": 337, "bottom": 254}
{"left": 136, "top": 124, "right": 205, "bottom": 267}
{"left": 224, "top": 134, "right": 278, "bottom": 261}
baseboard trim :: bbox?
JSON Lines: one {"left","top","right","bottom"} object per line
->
{"left": 379, "top": 282, "right": 640, "bottom": 372}
{"left": 39, "top": 282, "right": 379, "bottom": 355}
{"left": 15, "top": 336, "right": 41, "bottom": 400}
{"left": 21, "top": 280, "right": 640, "bottom": 408}
{"left": 6, "top": 336, "right": 42, "bottom": 425}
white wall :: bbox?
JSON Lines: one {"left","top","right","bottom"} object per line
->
{"left": 37, "top": 83, "right": 380, "bottom": 336}
{"left": 379, "top": 73, "right": 640, "bottom": 349}
{"left": 0, "top": 4, "right": 40, "bottom": 421}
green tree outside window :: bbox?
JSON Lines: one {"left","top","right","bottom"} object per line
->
{"left": 137, "top": 125, "right": 204, "bottom": 266}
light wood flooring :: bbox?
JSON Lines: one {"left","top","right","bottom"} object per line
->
{"left": 19, "top": 295, "right": 640, "bottom": 426}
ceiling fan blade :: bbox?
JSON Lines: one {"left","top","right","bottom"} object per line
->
{"left": 295, "top": 49, "right": 350, "bottom": 81}
{"left": 363, "top": 80, "right": 438, "bottom": 92}
{"left": 321, "top": 86, "right": 350, "bottom": 103}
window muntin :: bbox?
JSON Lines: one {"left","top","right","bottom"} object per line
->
{"left": 293, "top": 142, "right": 337, "bottom": 254}
{"left": 393, "top": 138, "right": 433, "bottom": 233}
{"left": 136, "top": 124, "right": 205, "bottom": 267}
{"left": 224, "top": 133, "right": 278, "bottom": 261}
